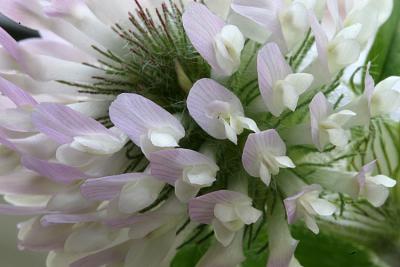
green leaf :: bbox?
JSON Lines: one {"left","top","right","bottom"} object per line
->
{"left": 171, "top": 243, "right": 210, "bottom": 267}
{"left": 293, "top": 227, "right": 386, "bottom": 267}
{"left": 171, "top": 227, "right": 386, "bottom": 267}
{"left": 367, "top": 0, "right": 400, "bottom": 82}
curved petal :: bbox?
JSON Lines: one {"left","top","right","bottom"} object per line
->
{"left": 109, "top": 93, "right": 185, "bottom": 146}
{"left": 187, "top": 78, "right": 244, "bottom": 139}
{"left": 32, "top": 103, "right": 111, "bottom": 144}
{"left": 257, "top": 43, "right": 292, "bottom": 116}
{"left": 242, "top": 129, "right": 287, "bottom": 177}
{"left": 149, "top": 148, "right": 218, "bottom": 185}
{"left": 21, "top": 155, "right": 88, "bottom": 184}
{"left": 182, "top": 2, "right": 225, "bottom": 74}
{"left": 189, "top": 190, "right": 250, "bottom": 224}
{"left": 0, "top": 76, "right": 37, "bottom": 107}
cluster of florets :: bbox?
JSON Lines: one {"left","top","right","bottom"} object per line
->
{"left": 0, "top": 0, "right": 398, "bottom": 266}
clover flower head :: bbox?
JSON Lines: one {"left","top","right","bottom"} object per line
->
{"left": 0, "top": 0, "right": 398, "bottom": 266}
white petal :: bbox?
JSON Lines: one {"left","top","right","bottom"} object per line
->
{"left": 282, "top": 84, "right": 301, "bottom": 111}
{"left": 64, "top": 224, "right": 116, "bottom": 253}
{"left": 285, "top": 73, "right": 314, "bottom": 95}
{"left": 185, "top": 166, "right": 216, "bottom": 186}
{"left": 309, "top": 199, "right": 336, "bottom": 216}
{"left": 260, "top": 162, "right": 271, "bottom": 186}
{"left": 326, "top": 128, "right": 349, "bottom": 147}
{"left": 214, "top": 203, "right": 237, "bottom": 222}
{"left": 328, "top": 110, "right": 357, "bottom": 126}
{"left": 304, "top": 213, "right": 319, "bottom": 234}
{"left": 212, "top": 219, "right": 236, "bottom": 247}
{"left": 223, "top": 119, "right": 238, "bottom": 144}
{"left": 275, "top": 156, "right": 296, "bottom": 168}
{"left": 118, "top": 177, "right": 164, "bottom": 214}
{"left": 174, "top": 179, "right": 200, "bottom": 203}
{"left": 70, "top": 134, "right": 125, "bottom": 155}
{"left": 237, "top": 116, "right": 260, "bottom": 133}
{"left": 364, "top": 183, "right": 389, "bottom": 207}
{"left": 149, "top": 130, "right": 179, "bottom": 148}
{"left": 235, "top": 204, "right": 262, "bottom": 225}
{"left": 368, "top": 175, "right": 397, "bottom": 188}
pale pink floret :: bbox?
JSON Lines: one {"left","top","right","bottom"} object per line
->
{"left": 150, "top": 148, "right": 219, "bottom": 202}
{"left": 21, "top": 155, "right": 89, "bottom": 184}
{"left": 187, "top": 78, "right": 259, "bottom": 144}
{"left": 32, "top": 103, "right": 112, "bottom": 144}
{"left": 182, "top": 2, "right": 225, "bottom": 74}
{"left": 109, "top": 93, "right": 185, "bottom": 157}
{"left": 242, "top": 129, "right": 295, "bottom": 186}
{"left": 257, "top": 42, "right": 313, "bottom": 116}
{"left": 354, "top": 160, "right": 397, "bottom": 207}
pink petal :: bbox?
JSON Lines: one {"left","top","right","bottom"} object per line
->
{"left": 257, "top": 43, "right": 292, "bottom": 115}
{"left": 187, "top": 78, "right": 244, "bottom": 139}
{"left": 364, "top": 70, "right": 375, "bottom": 108}
{"left": 20, "top": 38, "right": 95, "bottom": 63}
{"left": 0, "top": 169, "right": 63, "bottom": 195}
{"left": 0, "top": 26, "right": 24, "bottom": 63}
{"left": 109, "top": 93, "right": 185, "bottom": 146}
{"left": 284, "top": 184, "right": 322, "bottom": 224}
{"left": 21, "top": 155, "right": 88, "bottom": 184}
{"left": 80, "top": 173, "right": 146, "bottom": 201}
{"left": 0, "top": 24, "right": 100, "bottom": 82}
{"left": 189, "top": 190, "right": 250, "bottom": 224}
{"left": 149, "top": 148, "right": 218, "bottom": 185}
{"left": 356, "top": 160, "right": 376, "bottom": 189}
{"left": 309, "top": 92, "right": 331, "bottom": 150}
{"left": 309, "top": 13, "right": 329, "bottom": 73}
{"left": 0, "top": 76, "right": 37, "bottom": 107}
{"left": 231, "top": 0, "right": 287, "bottom": 50}
{"left": 32, "top": 103, "right": 111, "bottom": 144}
{"left": 182, "top": 2, "right": 225, "bottom": 74}
{"left": 242, "top": 129, "right": 286, "bottom": 177}
{"left": 231, "top": 0, "right": 278, "bottom": 26}
{"left": 267, "top": 202, "right": 299, "bottom": 267}
{"left": 0, "top": 204, "right": 48, "bottom": 215}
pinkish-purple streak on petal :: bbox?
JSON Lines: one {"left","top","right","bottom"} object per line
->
{"left": 309, "top": 13, "right": 329, "bottom": 73}
{"left": 356, "top": 160, "right": 376, "bottom": 189}
{"left": 0, "top": 26, "right": 24, "bottom": 64}
{"left": 182, "top": 2, "right": 225, "bottom": 73}
{"left": 0, "top": 169, "right": 63, "bottom": 195}
{"left": 309, "top": 92, "right": 331, "bottom": 150}
{"left": 189, "top": 190, "right": 250, "bottom": 224}
{"left": 40, "top": 212, "right": 101, "bottom": 227}
{"left": 257, "top": 42, "right": 292, "bottom": 115}
{"left": 80, "top": 173, "right": 147, "bottom": 201}
{"left": 0, "top": 204, "right": 48, "bottom": 215}
{"left": 0, "top": 76, "right": 37, "bottom": 107}
{"left": 283, "top": 184, "right": 322, "bottom": 224}
{"left": 242, "top": 129, "right": 286, "bottom": 177}
{"left": 149, "top": 148, "right": 218, "bottom": 185}
{"left": 70, "top": 242, "right": 129, "bottom": 267}
{"left": 364, "top": 70, "right": 375, "bottom": 108}
{"left": 21, "top": 155, "right": 88, "bottom": 184}
{"left": 32, "top": 103, "right": 111, "bottom": 144}
{"left": 187, "top": 78, "right": 244, "bottom": 139}
{"left": 109, "top": 93, "right": 185, "bottom": 146}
